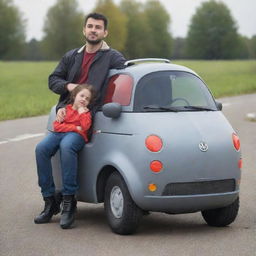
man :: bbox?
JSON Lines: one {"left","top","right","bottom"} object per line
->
{"left": 49, "top": 12, "right": 126, "bottom": 121}
{"left": 34, "top": 12, "right": 126, "bottom": 229}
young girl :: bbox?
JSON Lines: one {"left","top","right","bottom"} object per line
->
{"left": 34, "top": 84, "right": 95, "bottom": 229}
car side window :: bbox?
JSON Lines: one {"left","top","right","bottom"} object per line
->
{"left": 103, "top": 74, "right": 133, "bottom": 106}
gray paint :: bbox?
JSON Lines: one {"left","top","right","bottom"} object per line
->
{"left": 48, "top": 61, "right": 241, "bottom": 214}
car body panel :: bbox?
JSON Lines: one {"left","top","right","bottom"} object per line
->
{"left": 48, "top": 60, "right": 241, "bottom": 214}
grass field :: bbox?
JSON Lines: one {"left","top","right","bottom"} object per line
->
{"left": 175, "top": 60, "right": 256, "bottom": 97}
{"left": 0, "top": 61, "right": 58, "bottom": 121}
{"left": 0, "top": 60, "right": 256, "bottom": 121}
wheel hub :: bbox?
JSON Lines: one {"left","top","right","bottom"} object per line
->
{"left": 110, "top": 186, "right": 124, "bottom": 218}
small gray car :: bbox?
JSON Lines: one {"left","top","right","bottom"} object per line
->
{"left": 47, "top": 59, "right": 242, "bottom": 235}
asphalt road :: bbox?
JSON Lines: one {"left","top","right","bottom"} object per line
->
{"left": 0, "top": 94, "right": 255, "bottom": 256}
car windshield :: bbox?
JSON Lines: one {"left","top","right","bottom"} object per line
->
{"left": 134, "top": 71, "right": 217, "bottom": 112}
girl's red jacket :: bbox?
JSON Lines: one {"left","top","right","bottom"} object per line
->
{"left": 53, "top": 104, "right": 91, "bottom": 142}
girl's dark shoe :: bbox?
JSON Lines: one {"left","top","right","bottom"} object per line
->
{"left": 34, "top": 196, "right": 60, "bottom": 224}
{"left": 60, "top": 195, "right": 77, "bottom": 229}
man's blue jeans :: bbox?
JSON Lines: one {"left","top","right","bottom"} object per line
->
{"left": 35, "top": 132, "right": 85, "bottom": 197}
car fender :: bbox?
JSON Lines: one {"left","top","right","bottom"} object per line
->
{"left": 46, "top": 105, "right": 56, "bottom": 131}
{"left": 98, "top": 150, "right": 144, "bottom": 207}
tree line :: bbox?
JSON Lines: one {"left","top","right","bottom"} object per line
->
{"left": 1, "top": 0, "right": 255, "bottom": 60}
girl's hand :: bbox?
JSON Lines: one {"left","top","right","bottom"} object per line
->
{"left": 77, "top": 126, "right": 82, "bottom": 131}
{"left": 78, "top": 106, "right": 89, "bottom": 114}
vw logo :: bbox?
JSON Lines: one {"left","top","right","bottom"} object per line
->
{"left": 199, "top": 142, "right": 208, "bottom": 152}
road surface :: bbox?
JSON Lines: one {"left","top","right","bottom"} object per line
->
{"left": 0, "top": 94, "right": 255, "bottom": 256}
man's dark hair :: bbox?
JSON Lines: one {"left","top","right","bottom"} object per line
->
{"left": 84, "top": 13, "right": 108, "bottom": 30}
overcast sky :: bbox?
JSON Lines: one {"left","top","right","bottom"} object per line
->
{"left": 13, "top": 0, "right": 256, "bottom": 41}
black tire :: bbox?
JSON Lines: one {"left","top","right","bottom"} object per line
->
{"left": 201, "top": 197, "right": 239, "bottom": 227}
{"left": 104, "top": 172, "right": 143, "bottom": 235}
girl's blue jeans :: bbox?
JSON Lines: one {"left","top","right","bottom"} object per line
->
{"left": 35, "top": 132, "right": 85, "bottom": 197}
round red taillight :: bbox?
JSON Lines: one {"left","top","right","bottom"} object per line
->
{"left": 232, "top": 133, "right": 240, "bottom": 151}
{"left": 150, "top": 160, "right": 163, "bottom": 173}
{"left": 145, "top": 135, "right": 163, "bottom": 152}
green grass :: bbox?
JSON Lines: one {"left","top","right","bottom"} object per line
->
{"left": 0, "top": 60, "right": 256, "bottom": 121}
{"left": 0, "top": 61, "right": 58, "bottom": 121}
{"left": 173, "top": 60, "right": 256, "bottom": 98}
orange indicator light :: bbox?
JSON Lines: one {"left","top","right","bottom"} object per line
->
{"left": 148, "top": 183, "right": 157, "bottom": 192}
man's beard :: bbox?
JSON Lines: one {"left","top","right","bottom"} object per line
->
{"left": 85, "top": 37, "right": 103, "bottom": 45}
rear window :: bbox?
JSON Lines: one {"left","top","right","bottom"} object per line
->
{"left": 104, "top": 74, "right": 133, "bottom": 106}
{"left": 134, "top": 71, "right": 217, "bottom": 112}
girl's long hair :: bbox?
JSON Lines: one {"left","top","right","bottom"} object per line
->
{"left": 69, "top": 84, "right": 96, "bottom": 107}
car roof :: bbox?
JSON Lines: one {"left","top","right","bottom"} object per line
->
{"left": 109, "top": 60, "right": 200, "bottom": 80}
{"left": 106, "top": 59, "right": 204, "bottom": 111}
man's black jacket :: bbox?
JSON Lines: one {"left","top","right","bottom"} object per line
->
{"left": 48, "top": 41, "right": 126, "bottom": 110}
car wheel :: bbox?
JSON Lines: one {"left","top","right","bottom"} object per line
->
{"left": 201, "top": 197, "right": 239, "bottom": 227}
{"left": 104, "top": 172, "right": 143, "bottom": 235}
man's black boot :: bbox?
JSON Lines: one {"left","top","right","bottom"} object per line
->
{"left": 60, "top": 195, "right": 77, "bottom": 229}
{"left": 34, "top": 196, "right": 60, "bottom": 224}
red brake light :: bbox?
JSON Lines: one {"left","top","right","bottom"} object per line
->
{"left": 232, "top": 133, "right": 240, "bottom": 151}
{"left": 150, "top": 160, "right": 163, "bottom": 173}
{"left": 145, "top": 135, "right": 163, "bottom": 152}
{"left": 238, "top": 159, "right": 242, "bottom": 169}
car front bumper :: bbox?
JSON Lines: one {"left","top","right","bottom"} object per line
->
{"left": 139, "top": 191, "right": 239, "bottom": 213}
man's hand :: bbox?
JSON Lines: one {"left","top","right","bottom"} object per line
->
{"left": 56, "top": 108, "right": 66, "bottom": 122}
{"left": 66, "top": 83, "right": 78, "bottom": 92}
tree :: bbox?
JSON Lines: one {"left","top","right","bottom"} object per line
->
{"left": 186, "top": 0, "right": 241, "bottom": 59}
{"left": 120, "top": 0, "right": 152, "bottom": 59}
{"left": 94, "top": 0, "right": 127, "bottom": 52}
{"left": 248, "top": 35, "right": 256, "bottom": 59}
{"left": 42, "top": 0, "right": 84, "bottom": 60}
{"left": 0, "top": 0, "right": 26, "bottom": 59}
{"left": 144, "top": 0, "right": 172, "bottom": 58}
{"left": 172, "top": 37, "right": 186, "bottom": 59}
{"left": 23, "top": 39, "right": 44, "bottom": 60}
{"left": 236, "top": 35, "right": 249, "bottom": 59}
